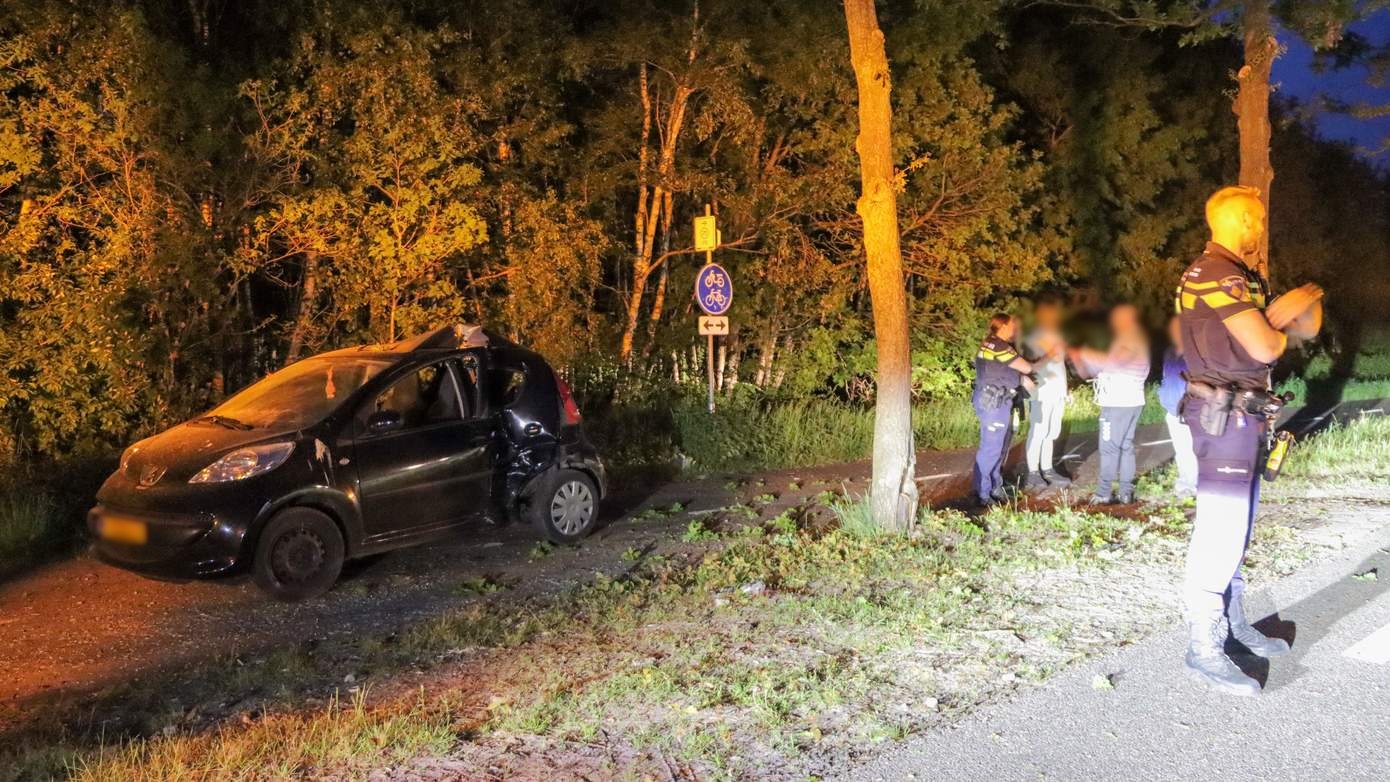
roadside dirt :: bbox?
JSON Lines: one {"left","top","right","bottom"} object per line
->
{"left": 0, "top": 449, "right": 904, "bottom": 738}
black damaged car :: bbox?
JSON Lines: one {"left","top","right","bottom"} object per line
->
{"left": 89, "top": 325, "right": 606, "bottom": 601}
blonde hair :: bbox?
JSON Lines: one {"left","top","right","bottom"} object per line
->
{"left": 1205, "top": 186, "right": 1264, "bottom": 230}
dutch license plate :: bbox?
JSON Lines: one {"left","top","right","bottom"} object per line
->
{"left": 102, "top": 515, "right": 148, "bottom": 545}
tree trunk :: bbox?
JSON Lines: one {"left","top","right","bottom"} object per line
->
{"left": 643, "top": 191, "right": 675, "bottom": 357}
{"left": 724, "top": 331, "right": 741, "bottom": 390}
{"left": 620, "top": 31, "right": 697, "bottom": 361}
{"left": 755, "top": 330, "right": 776, "bottom": 387}
{"left": 715, "top": 340, "right": 727, "bottom": 391}
{"left": 772, "top": 334, "right": 792, "bottom": 389}
{"left": 285, "top": 251, "right": 319, "bottom": 365}
{"left": 843, "top": 0, "right": 918, "bottom": 532}
{"left": 1237, "top": 0, "right": 1277, "bottom": 279}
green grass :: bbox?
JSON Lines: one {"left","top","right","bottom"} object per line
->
{"left": 827, "top": 493, "right": 882, "bottom": 539}
{"left": 0, "top": 456, "right": 114, "bottom": 579}
{"left": 63, "top": 692, "right": 455, "bottom": 782}
{"left": 0, "top": 490, "right": 67, "bottom": 577}
{"left": 670, "top": 383, "right": 1168, "bottom": 473}
{"left": 1268, "top": 414, "right": 1390, "bottom": 497}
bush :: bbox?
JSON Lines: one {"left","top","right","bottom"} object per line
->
{"left": 0, "top": 490, "right": 64, "bottom": 576}
{"left": 0, "top": 456, "right": 113, "bottom": 578}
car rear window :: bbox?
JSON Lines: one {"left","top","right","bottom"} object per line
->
{"left": 492, "top": 365, "right": 526, "bottom": 408}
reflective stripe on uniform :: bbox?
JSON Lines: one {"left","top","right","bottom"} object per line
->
{"left": 1176, "top": 279, "right": 1225, "bottom": 313}
{"left": 977, "top": 348, "right": 1018, "bottom": 361}
{"left": 1199, "top": 290, "right": 1242, "bottom": 308}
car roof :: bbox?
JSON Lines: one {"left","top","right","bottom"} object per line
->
{"left": 317, "top": 325, "right": 516, "bottom": 361}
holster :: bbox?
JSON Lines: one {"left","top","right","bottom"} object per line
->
{"left": 980, "top": 384, "right": 1013, "bottom": 411}
{"left": 1185, "top": 381, "right": 1234, "bottom": 437}
{"left": 1184, "top": 380, "right": 1291, "bottom": 437}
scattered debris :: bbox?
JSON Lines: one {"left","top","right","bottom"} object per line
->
{"left": 1352, "top": 568, "right": 1379, "bottom": 582}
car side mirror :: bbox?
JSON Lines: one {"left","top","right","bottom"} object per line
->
{"left": 367, "top": 409, "right": 403, "bottom": 434}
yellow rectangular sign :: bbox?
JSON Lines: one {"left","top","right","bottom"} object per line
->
{"left": 693, "top": 215, "right": 718, "bottom": 252}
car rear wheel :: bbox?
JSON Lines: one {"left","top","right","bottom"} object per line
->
{"left": 252, "top": 508, "right": 345, "bottom": 602}
{"left": 525, "top": 469, "right": 600, "bottom": 544}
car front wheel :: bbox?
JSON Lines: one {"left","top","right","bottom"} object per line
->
{"left": 252, "top": 507, "right": 345, "bottom": 601}
{"left": 525, "top": 469, "right": 600, "bottom": 544}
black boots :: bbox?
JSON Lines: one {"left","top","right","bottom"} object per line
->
{"left": 1227, "top": 595, "right": 1291, "bottom": 657}
{"left": 1185, "top": 611, "right": 1261, "bottom": 696}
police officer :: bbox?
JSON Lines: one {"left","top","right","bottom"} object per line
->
{"left": 1175, "top": 186, "right": 1323, "bottom": 696}
{"left": 973, "top": 313, "right": 1034, "bottom": 506}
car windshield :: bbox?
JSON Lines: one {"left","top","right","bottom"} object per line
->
{"left": 200, "top": 357, "right": 393, "bottom": 430}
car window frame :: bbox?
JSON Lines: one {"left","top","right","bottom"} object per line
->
{"left": 451, "top": 352, "right": 488, "bottom": 421}
{"left": 355, "top": 358, "right": 468, "bottom": 438}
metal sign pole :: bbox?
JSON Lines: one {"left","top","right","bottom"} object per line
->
{"left": 705, "top": 204, "right": 716, "bottom": 414}
{"left": 707, "top": 331, "right": 716, "bottom": 414}
{"left": 706, "top": 241, "right": 715, "bottom": 415}
{"left": 693, "top": 203, "right": 730, "bottom": 416}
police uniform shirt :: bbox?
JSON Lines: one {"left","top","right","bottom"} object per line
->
{"left": 975, "top": 335, "right": 1022, "bottom": 391}
{"left": 1175, "top": 242, "right": 1270, "bottom": 391}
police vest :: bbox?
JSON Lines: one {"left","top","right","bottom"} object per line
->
{"left": 1173, "top": 242, "right": 1270, "bottom": 390}
{"left": 974, "top": 335, "right": 1022, "bottom": 391}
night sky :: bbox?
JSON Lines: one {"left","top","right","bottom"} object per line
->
{"left": 1275, "top": 8, "right": 1390, "bottom": 159}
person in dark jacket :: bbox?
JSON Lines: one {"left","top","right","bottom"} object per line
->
{"left": 972, "top": 314, "right": 1035, "bottom": 506}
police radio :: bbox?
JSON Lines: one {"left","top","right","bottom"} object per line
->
{"left": 1264, "top": 430, "right": 1294, "bottom": 482}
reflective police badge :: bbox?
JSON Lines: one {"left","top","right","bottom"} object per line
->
{"left": 1219, "top": 275, "right": 1251, "bottom": 302}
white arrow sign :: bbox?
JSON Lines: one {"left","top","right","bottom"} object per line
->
{"left": 698, "top": 316, "right": 729, "bottom": 336}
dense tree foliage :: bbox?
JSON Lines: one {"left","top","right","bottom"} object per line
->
{"left": 1, "top": 0, "right": 1387, "bottom": 459}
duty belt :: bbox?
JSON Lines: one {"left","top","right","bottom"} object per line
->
{"left": 1185, "top": 379, "right": 1293, "bottom": 436}
{"left": 1188, "top": 381, "right": 1288, "bottom": 413}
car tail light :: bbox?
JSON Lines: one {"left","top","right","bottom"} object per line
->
{"left": 554, "top": 372, "right": 582, "bottom": 425}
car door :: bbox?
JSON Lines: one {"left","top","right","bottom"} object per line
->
{"left": 352, "top": 357, "right": 495, "bottom": 542}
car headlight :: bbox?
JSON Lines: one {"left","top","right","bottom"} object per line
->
{"left": 189, "top": 442, "right": 295, "bottom": 484}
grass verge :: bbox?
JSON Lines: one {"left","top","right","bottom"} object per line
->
{"left": 1266, "top": 414, "right": 1390, "bottom": 499}
{"left": 670, "top": 384, "right": 1167, "bottom": 474}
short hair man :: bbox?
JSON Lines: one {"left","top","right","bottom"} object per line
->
{"left": 1175, "top": 185, "right": 1323, "bottom": 695}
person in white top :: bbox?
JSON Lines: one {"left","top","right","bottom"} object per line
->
{"left": 1023, "top": 298, "right": 1070, "bottom": 489}
{"left": 1069, "top": 304, "right": 1151, "bottom": 504}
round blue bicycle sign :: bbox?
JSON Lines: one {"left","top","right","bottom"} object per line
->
{"left": 695, "top": 263, "right": 733, "bottom": 316}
